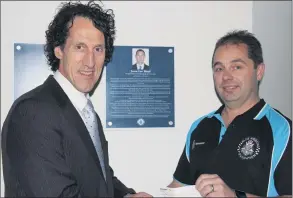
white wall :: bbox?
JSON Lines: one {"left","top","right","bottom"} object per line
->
{"left": 1, "top": 1, "right": 253, "bottom": 196}
{"left": 253, "top": 1, "right": 292, "bottom": 119}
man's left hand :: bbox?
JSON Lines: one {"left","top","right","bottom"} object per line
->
{"left": 195, "top": 174, "right": 236, "bottom": 197}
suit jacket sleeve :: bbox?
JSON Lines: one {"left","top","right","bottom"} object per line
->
{"left": 110, "top": 166, "right": 136, "bottom": 197}
{"left": 96, "top": 114, "right": 136, "bottom": 197}
{"left": 5, "top": 99, "right": 82, "bottom": 197}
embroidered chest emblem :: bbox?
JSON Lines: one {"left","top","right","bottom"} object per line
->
{"left": 237, "top": 137, "right": 260, "bottom": 160}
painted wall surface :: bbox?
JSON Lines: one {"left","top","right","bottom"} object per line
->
{"left": 253, "top": 1, "right": 292, "bottom": 119}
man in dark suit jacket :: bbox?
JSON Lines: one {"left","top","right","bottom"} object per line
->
{"left": 131, "top": 49, "right": 150, "bottom": 71}
{"left": 1, "top": 1, "right": 151, "bottom": 197}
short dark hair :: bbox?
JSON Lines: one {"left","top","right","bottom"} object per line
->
{"left": 135, "top": 49, "right": 145, "bottom": 56}
{"left": 212, "top": 30, "right": 263, "bottom": 68}
{"left": 44, "top": 0, "right": 116, "bottom": 71}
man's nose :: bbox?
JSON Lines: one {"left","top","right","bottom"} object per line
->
{"left": 84, "top": 51, "right": 95, "bottom": 68}
{"left": 222, "top": 69, "right": 233, "bottom": 80}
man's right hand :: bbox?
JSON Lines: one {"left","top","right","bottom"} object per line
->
{"left": 125, "top": 192, "right": 153, "bottom": 197}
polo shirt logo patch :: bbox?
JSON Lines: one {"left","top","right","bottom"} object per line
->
{"left": 192, "top": 140, "right": 205, "bottom": 150}
{"left": 237, "top": 137, "right": 260, "bottom": 160}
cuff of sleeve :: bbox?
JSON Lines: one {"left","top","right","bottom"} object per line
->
{"left": 123, "top": 188, "right": 136, "bottom": 197}
{"left": 173, "top": 176, "right": 189, "bottom": 186}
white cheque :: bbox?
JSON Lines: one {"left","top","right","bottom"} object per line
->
{"left": 159, "top": 185, "right": 202, "bottom": 197}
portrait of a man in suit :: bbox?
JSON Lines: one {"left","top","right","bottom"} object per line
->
{"left": 131, "top": 49, "right": 150, "bottom": 71}
{"left": 1, "top": 1, "right": 151, "bottom": 197}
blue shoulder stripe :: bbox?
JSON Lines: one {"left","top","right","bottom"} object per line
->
{"left": 185, "top": 111, "right": 216, "bottom": 162}
{"left": 265, "top": 107, "right": 291, "bottom": 197}
{"left": 254, "top": 103, "right": 270, "bottom": 120}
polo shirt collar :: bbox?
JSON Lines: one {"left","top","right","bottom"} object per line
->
{"left": 207, "top": 99, "right": 269, "bottom": 121}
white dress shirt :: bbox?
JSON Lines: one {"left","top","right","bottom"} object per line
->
{"left": 54, "top": 70, "right": 90, "bottom": 120}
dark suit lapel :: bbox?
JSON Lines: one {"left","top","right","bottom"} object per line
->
{"left": 44, "top": 75, "right": 107, "bottom": 185}
{"left": 96, "top": 115, "right": 113, "bottom": 195}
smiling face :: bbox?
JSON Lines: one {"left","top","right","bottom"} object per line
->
{"left": 212, "top": 43, "right": 265, "bottom": 108}
{"left": 54, "top": 16, "right": 106, "bottom": 93}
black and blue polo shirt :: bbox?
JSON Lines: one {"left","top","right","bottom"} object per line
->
{"left": 173, "top": 99, "right": 292, "bottom": 196}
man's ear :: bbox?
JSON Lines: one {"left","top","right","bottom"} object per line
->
{"left": 256, "top": 63, "right": 265, "bottom": 81}
{"left": 54, "top": 46, "right": 63, "bottom": 60}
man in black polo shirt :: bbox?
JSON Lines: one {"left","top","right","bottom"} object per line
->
{"left": 168, "top": 30, "right": 292, "bottom": 197}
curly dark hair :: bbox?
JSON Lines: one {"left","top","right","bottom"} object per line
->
{"left": 212, "top": 30, "right": 263, "bottom": 69}
{"left": 44, "top": 0, "right": 116, "bottom": 71}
